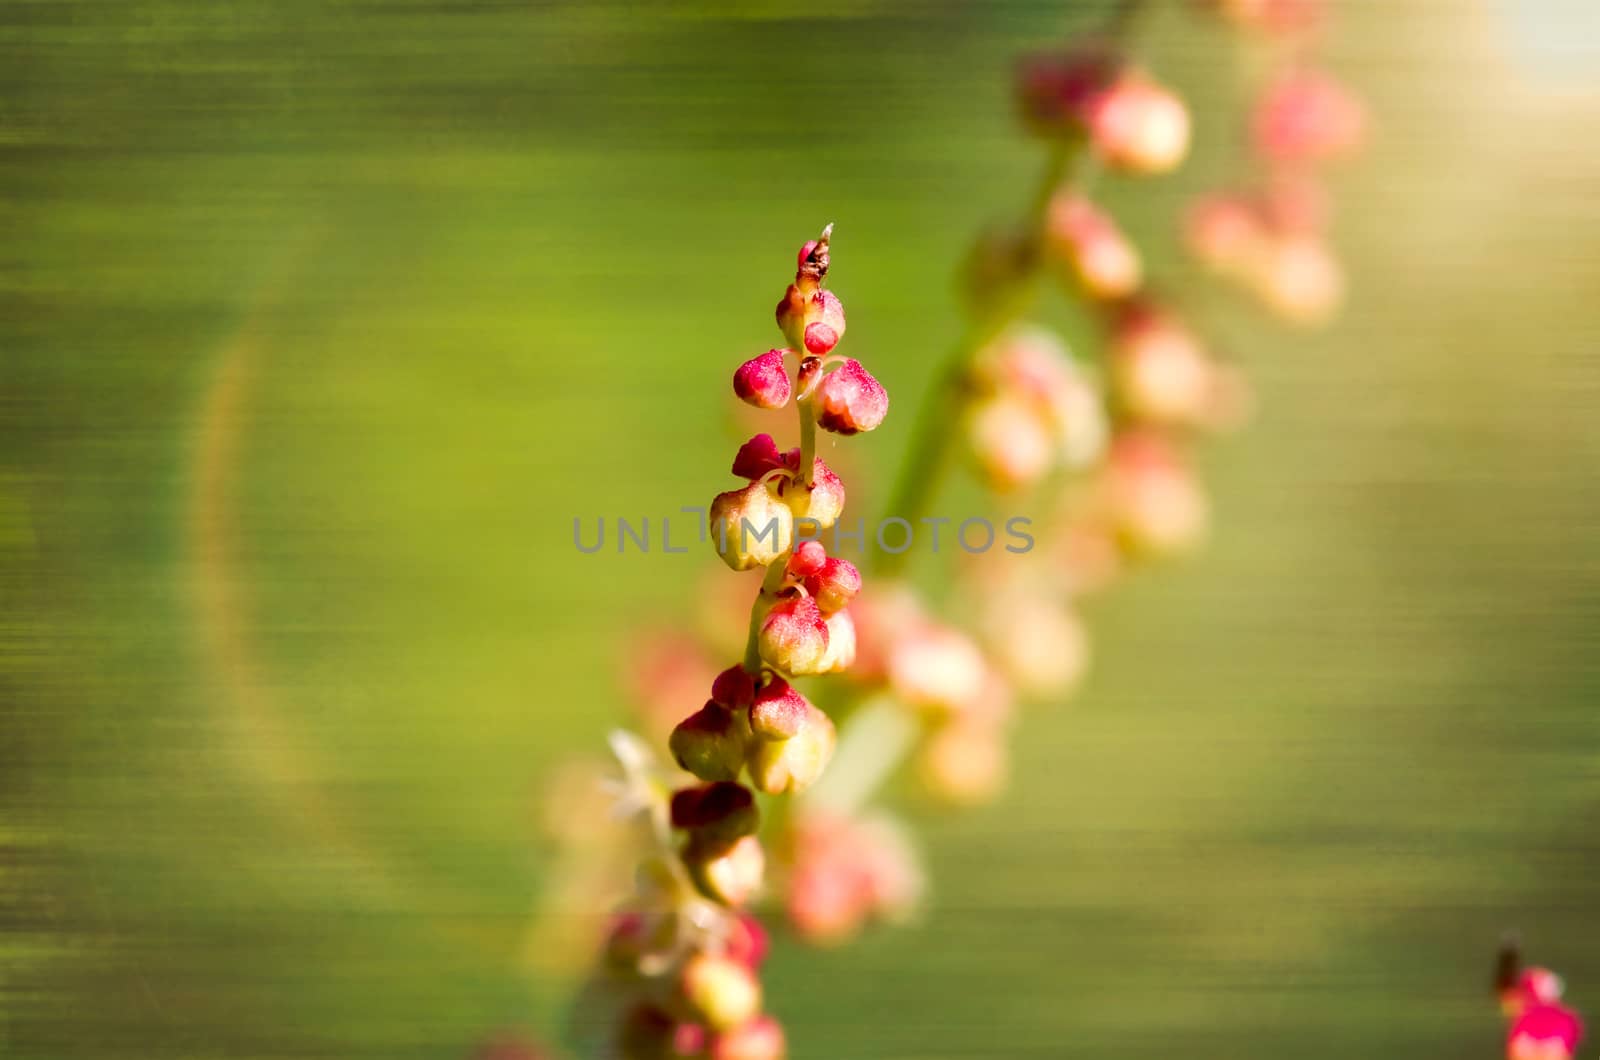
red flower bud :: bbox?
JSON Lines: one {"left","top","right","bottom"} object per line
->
{"left": 1016, "top": 47, "right": 1121, "bottom": 136}
{"left": 785, "top": 540, "right": 828, "bottom": 579}
{"left": 1083, "top": 71, "right": 1191, "bottom": 174}
{"left": 801, "top": 291, "right": 847, "bottom": 355}
{"left": 814, "top": 359, "right": 888, "bottom": 435}
{"left": 730, "top": 434, "right": 790, "bottom": 481}
{"left": 710, "top": 665, "right": 756, "bottom": 709}
{"left": 733, "top": 349, "right": 792, "bottom": 410}
{"left": 671, "top": 781, "right": 760, "bottom": 849}
{"left": 710, "top": 1015, "right": 786, "bottom": 1060}
{"left": 804, "top": 557, "right": 861, "bottom": 615}
{"left": 1045, "top": 193, "right": 1142, "bottom": 300}
{"left": 680, "top": 954, "right": 763, "bottom": 1033}
{"left": 670, "top": 702, "right": 750, "bottom": 783}
{"left": 1507, "top": 1004, "right": 1583, "bottom": 1060}
{"left": 749, "top": 678, "right": 811, "bottom": 741}
{"left": 710, "top": 482, "right": 795, "bottom": 571}
{"left": 757, "top": 594, "right": 830, "bottom": 676}
{"left": 1252, "top": 68, "right": 1365, "bottom": 165}
{"left": 747, "top": 702, "right": 836, "bottom": 795}
{"left": 723, "top": 912, "right": 769, "bottom": 969}
{"left": 781, "top": 457, "right": 846, "bottom": 530}
{"left": 687, "top": 834, "right": 766, "bottom": 907}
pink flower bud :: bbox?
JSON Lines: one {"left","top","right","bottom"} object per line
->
{"left": 757, "top": 594, "right": 830, "bottom": 675}
{"left": 1252, "top": 68, "right": 1366, "bottom": 165}
{"left": 747, "top": 703, "right": 836, "bottom": 795}
{"left": 814, "top": 358, "right": 888, "bottom": 435}
{"left": 680, "top": 954, "right": 763, "bottom": 1033}
{"left": 804, "top": 557, "right": 861, "bottom": 614}
{"left": 888, "top": 625, "right": 988, "bottom": 715}
{"left": 1184, "top": 193, "right": 1265, "bottom": 274}
{"left": 965, "top": 394, "right": 1057, "bottom": 492}
{"left": 710, "top": 665, "right": 756, "bottom": 709}
{"left": 730, "top": 434, "right": 791, "bottom": 481}
{"left": 982, "top": 594, "right": 1091, "bottom": 698}
{"left": 801, "top": 290, "right": 847, "bottom": 355}
{"left": 710, "top": 482, "right": 795, "bottom": 571}
{"left": 1105, "top": 432, "right": 1210, "bottom": 557}
{"left": 670, "top": 702, "right": 751, "bottom": 783}
{"left": 732, "top": 349, "right": 792, "bottom": 410}
{"left": 920, "top": 720, "right": 1009, "bottom": 805}
{"left": 815, "top": 609, "right": 857, "bottom": 674}
{"left": 749, "top": 678, "right": 811, "bottom": 741}
{"left": 688, "top": 834, "right": 766, "bottom": 907}
{"left": 785, "top": 540, "right": 827, "bottom": 579}
{"left": 787, "top": 855, "right": 871, "bottom": 945}
{"left": 1083, "top": 72, "right": 1191, "bottom": 174}
{"left": 671, "top": 781, "right": 760, "bottom": 849}
{"left": 781, "top": 457, "right": 846, "bottom": 529}
{"left": 1109, "top": 307, "right": 1218, "bottom": 428}
{"left": 1249, "top": 234, "right": 1344, "bottom": 326}
{"left": 1045, "top": 194, "right": 1142, "bottom": 300}
{"left": 723, "top": 912, "right": 769, "bottom": 969}
{"left": 1507, "top": 1004, "right": 1583, "bottom": 1060}
{"left": 710, "top": 1015, "right": 786, "bottom": 1060}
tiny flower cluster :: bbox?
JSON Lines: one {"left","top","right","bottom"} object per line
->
{"left": 593, "top": 228, "right": 888, "bottom": 1059}
{"left": 1496, "top": 939, "right": 1585, "bottom": 1060}
{"left": 1186, "top": 4, "right": 1366, "bottom": 324}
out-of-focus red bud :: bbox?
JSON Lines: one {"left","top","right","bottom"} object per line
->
{"left": 710, "top": 483, "right": 795, "bottom": 571}
{"left": 1249, "top": 235, "right": 1344, "bottom": 326}
{"left": 982, "top": 593, "right": 1091, "bottom": 699}
{"left": 965, "top": 394, "right": 1057, "bottom": 492}
{"left": 670, "top": 702, "right": 751, "bottom": 783}
{"left": 1110, "top": 308, "right": 1218, "bottom": 428}
{"left": 1045, "top": 193, "right": 1142, "bottom": 300}
{"left": 747, "top": 703, "right": 836, "bottom": 795}
{"left": 710, "top": 1015, "right": 786, "bottom": 1060}
{"left": 733, "top": 349, "right": 793, "bottom": 410}
{"left": 680, "top": 954, "right": 763, "bottom": 1033}
{"left": 1084, "top": 71, "right": 1191, "bottom": 174}
{"left": 749, "top": 678, "right": 811, "bottom": 741}
{"left": 813, "top": 358, "right": 888, "bottom": 435}
{"left": 723, "top": 912, "right": 769, "bottom": 969}
{"left": 1105, "top": 432, "right": 1210, "bottom": 557}
{"left": 670, "top": 782, "right": 760, "bottom": 848}
{"left": 816, "top": 609, "right": 857, "bottom": 674}
{"left": 1252, "top": 68, "right": 1366, "bottom": 165}
{"left": 1016, "top": 47, "right": 1122, "bottom": 135}
{"left": 888, "top": 625, "right": 988, "bottom": 715}
{"left": 920, "top": 721, "right": 1009, "bottom": 805}
{"left": 1507, "top": 1003, "right": 1583, "bottom": 1060}
{"left": 757, "top": 594, "right": 830, "bottom": 676}
{"left": 1184, "top": 193, "right": 1266, "bottom": 274}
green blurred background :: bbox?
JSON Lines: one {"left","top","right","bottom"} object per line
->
{"left": 5, "top": 1, "right": 1600, "bottom": 1057}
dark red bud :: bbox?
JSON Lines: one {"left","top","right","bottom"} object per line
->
{"left": 733, "top": 349, "right": 792, "bottom": 410}
{"left": 670, "top": 781, "right": 760, "bottom": 848}
{"left": 710, "top": 665, "right": 756, "bottom": 709}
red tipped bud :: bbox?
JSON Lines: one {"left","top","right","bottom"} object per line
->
{"left": 800, "top": 291, "right": 847, "bottom": 355}
{"left": 804, "top": 557, "right": 861, "bottom": 614}
{"left": 1252, "top": 68, "right": 1365, "bottom": 165}
{"left": 1045, "top": 193, "right": 1142, "bottom": 300}
{"left": 670, "top": 781, "right": 759, "bottom": 848}
{"left": 781, "top": 458, "right": 846, "bottom": 529}
{"left": 814, "top": 359, "right": 888, "bottom": 435}
{"left": 749, "top": 678, "right": 811, "bottom": 741}
{"left": 815, "top": 609, "right": 857, "bottom": 674}
{"left": 747, "top": 700, "right": 835, "bottom": 795}
{"left": 710, "top": 482, "right": 795, "bottom": 571}
{"left": 710, "top": 665, "right": 756, "bottom": 709}
{"left": 757, "top": 594, "right": 830, "bottom": 675}
{"left": 680, "top": 954, "right": 762, "bottom": 1033}
{"left": 733, "top": 350, "right": 792, "bottom": 410}
{"left": 669, "top": 702, "right": 750, "bottom": 783}
{"left": 785, "top": 540, "right": 828, "bottom": 579}
{"left": 723, "top": 912, "right": 769, "bottom": 969}
{"left": 730, "top": 434, "right": 791, "bottom": 481}
{"left": 1083, "top": 71, "right": 1191, "bottom": 174}
{"left": 1507, "top": 1004, "right": 1583, "bottom": 1060}
{"left": 687, "top": 834, "right": 766, "bottom": 906}
{"left": 710, "top": 1015, "right": 786, "bottom": 1060}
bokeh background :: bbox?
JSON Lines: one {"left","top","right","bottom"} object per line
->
{"left": 5, "top": 1, "right": 1600, "bottom": 1057}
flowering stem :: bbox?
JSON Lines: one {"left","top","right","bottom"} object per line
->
{"left": 742, "top": 379, "right": 821, "bottom": 675}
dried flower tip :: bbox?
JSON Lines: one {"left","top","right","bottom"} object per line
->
{"left": 670, "top": 702, "right": 750, "bottom": 783}
{"left": 1045, "top": 193, "right": 1142, "bottom": 300}
{"left": 1084, "top": 71, "right": 1191, "bottom": 174}
{"left": 723, "top": 911, "right": 770, "bottom": 969}
{"left": 781, "top": 457, "right": 846, "bottom": 530}
{"left": 814, "top": 358, "right": 889, "bottom": 435}
{"left": 1252, "top": 69, "right": 1366, "bottom": 165}
{"left": 757, "top": 594, "right": 830, "bottom": 675}
{"left": 687, "top": 833, "right": 766, "bottom": 906}
{"left": 1507, "top": 1004, "right": 1583, "bottom": 1060}
{"left": 710, "top": 1015, "right": 786, "bottom": 1060}
{"left": 796, "top": 225, "right": 832, "bottom": 281}
{"left": 710, "top": 665, "right": 756, "bottom": 710}
{"left": 680, "top": 954, "right": 763, "bottom": 1033}
{"left": 816, "top": 609, "right": 857, "bottom": 674}
{"left": 749, "top": 678, "right": 811, "bottom": 741}
{"left": 733, "top": 349, "right": 793, "bottom": 410}
{"left": 804, "top": 557, "right": 861, "bottom": 615}
{"left": 710, "top": 482, "right": 795, "bottom": 571}
{"left": 670, "top": 781, "right": 760, "bottom": 848}
{"left": 747, "top": 702, "right": 836, "bottom": 795}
